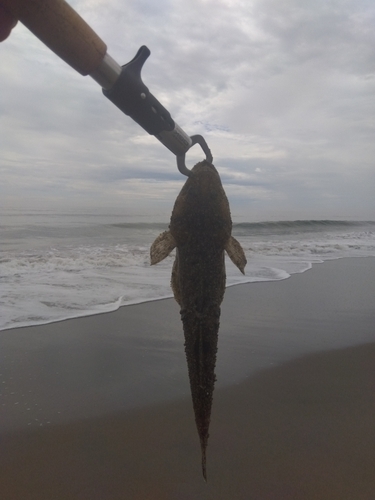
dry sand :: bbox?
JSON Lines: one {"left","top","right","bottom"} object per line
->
{"left": 1, "top": 257, "right": 375, "bottom": 499}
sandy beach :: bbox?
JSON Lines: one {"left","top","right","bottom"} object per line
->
{"left": 1, "top": 257, "right": 375, "bottom": 499}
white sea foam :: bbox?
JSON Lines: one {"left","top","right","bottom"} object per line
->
{"left": 1, "top": 214, "right": 375, "bottom": 331}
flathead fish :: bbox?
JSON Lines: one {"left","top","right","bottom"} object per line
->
{"left": 150, "top": 160, "right": 246, "bottom": 480}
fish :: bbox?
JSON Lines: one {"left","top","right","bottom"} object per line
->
{"left": 150, "top": 160, "right": 246, "bottom": 480}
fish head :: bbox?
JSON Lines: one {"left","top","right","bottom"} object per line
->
{"left": 150, "top": 160, "right": 247, "bottom": 275}
{"left": 170, "top": 161, "right": 232, "bottom": 247}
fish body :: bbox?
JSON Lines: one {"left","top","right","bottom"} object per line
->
{"left": 150, "top": 160, "right": 246, "bottom": 479}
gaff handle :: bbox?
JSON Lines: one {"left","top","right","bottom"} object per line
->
{"left": 1, "top": 0, "right": 107, "bottom": 75}
{"left": 3, "top": 0, "right": 213, "bottom": 175}
{"left": 103, "top": 46, "right": 176, "bottom": 137}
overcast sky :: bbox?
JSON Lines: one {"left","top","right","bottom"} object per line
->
{"left": 1, "top": 0, "right": 374, "bottom": 221}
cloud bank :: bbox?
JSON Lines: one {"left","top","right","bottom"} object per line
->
{"left": 1, "top": 0, "right": 374, "bottom": 220}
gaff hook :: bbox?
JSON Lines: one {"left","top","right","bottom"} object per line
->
{"left": 176, "top": 135, "right": 213, "bottom": 177}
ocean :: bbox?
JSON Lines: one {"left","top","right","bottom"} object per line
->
{"left": 1, "top": 210, "right": 375, "bottom": 332}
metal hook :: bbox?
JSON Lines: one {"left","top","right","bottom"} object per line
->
{"left": 176, "top": 135, "right": 213, "bottom": 177}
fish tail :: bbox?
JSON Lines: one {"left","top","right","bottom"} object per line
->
{"left": 181, "top": 309, "right": 219, "bottom": 483}
{"left": 201, "top": 442, "right": 207, "bottom": 482}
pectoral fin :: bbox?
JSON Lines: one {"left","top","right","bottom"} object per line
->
{"left": 225, "top": 236, "right": 247, "bottom": 274}
{"left": 150, "top": 230, "right": 177, "bottom": 265}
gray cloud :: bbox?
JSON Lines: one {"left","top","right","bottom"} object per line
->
{"left": 1, "top": 0, "right": 374, "bottom": 220}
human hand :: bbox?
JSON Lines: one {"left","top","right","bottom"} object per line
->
{"left": 0, "top": 5, "right": 17, "bottom": 42}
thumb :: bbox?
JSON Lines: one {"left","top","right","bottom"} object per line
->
{"left": 0, "top": 5, "right": 18, "bottom": 42}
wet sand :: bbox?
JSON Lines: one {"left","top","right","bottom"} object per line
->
{"left": 1, "top": 257, "right": 375, "bottom": 498}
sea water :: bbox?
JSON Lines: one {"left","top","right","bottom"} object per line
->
{"left": 1, "top": 210, "right": 375, "bottom": 332}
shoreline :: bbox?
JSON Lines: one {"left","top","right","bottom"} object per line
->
{"left": 1, "top": 256, "right": 375, "bottom": 498}
{"left": 1, "top": 257, "right": 374, "bottom": 432}
{"left": 0, "top": 254, "right": 371, "bottom": 334}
